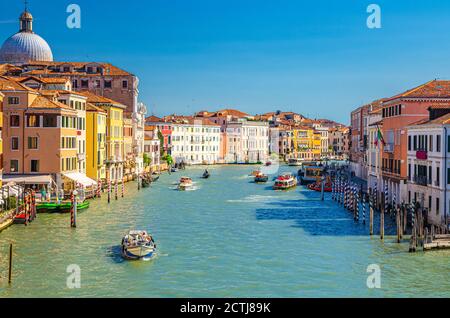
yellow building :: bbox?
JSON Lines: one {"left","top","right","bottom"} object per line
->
{"left": 80, "top": 91, "right": 125, "bottom": 182}
{"left": 292, "top": 126, "right": 321, "bottom": 160}
{"left": 86, "top": 103, "right": 107, "bottom": 181}
{"left": 0, "top": 92, "right": 3, "bottom": 187}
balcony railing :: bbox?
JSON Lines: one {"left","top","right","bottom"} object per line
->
{"left": 384, "top": 143, "right": 394, "bottom": 153}
{"left": 413, "top": 175, "right": 430, "bottom": 186}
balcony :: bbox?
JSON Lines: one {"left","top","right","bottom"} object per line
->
{"left": 384, "top": 143, "right": 394, "bottom": 153}
{"left": 413, "top": 175, "right": 430, "bottom": 186}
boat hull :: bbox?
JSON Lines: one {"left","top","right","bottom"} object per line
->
{"left": 121, "top": 245, "right": 155, "bottom": 260}
{"left": 36, "top": 201, "right": 90, "bottom": 213}
{"left": 255, "top": 176, "right": 268, "bottom": 183}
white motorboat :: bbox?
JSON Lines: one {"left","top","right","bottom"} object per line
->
{"left": 121, "top": 230, "right": 156, "bottom": 260}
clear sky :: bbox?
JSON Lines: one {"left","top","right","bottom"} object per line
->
{"left": 1, "top": 0, "right": 450, "bottom": 124}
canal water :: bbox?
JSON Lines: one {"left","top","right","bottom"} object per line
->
{"left": 0, "top": 165, "right": 449, "bottom": 297}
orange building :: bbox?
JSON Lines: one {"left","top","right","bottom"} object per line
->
{"left": 381, "top": 80, "right": 450, "bottom": 203}
{"left": 0, "top": 76, "right": 78, "bottom": 192}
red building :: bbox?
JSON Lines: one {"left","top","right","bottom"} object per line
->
{"left": 380, "top": 80, "right": 450, "bottom": 204}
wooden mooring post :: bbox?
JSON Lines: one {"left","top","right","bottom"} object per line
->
{"left": 396, "top": 206, "right": 401, "bottom": 243}
{"left": 8, "top": 243, "right": 13, "bottom": 284}
{"left": 380, "top": 192, "right": 385, "bottom": 240}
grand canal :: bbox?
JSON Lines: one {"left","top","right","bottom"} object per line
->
{"left": 0, "top": 165, "right": 449, "bottom": 297}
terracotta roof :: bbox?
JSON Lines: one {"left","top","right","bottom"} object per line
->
{"left": 77, "top": 90, "right": 126, "bottom": 108}
{"left": 16, "top": 76, "right": 70, "bottom": 84}
{"left": 0, "top": 76, "right": 35, "bottom": 92}
{"left": 0, "top": 64, "right": 22, "bottom": 76}
{"left": 210, "top": 109, "right": 251, "bottom": 118}
{"left": 29, "top": 95, "right": 74, "bottom": 111}
{"left": 22, "top": 61, "right": 132, "bottom": 76}
{"left": 86, "top": 102, "right": 107, "bottom": 113}
{"left": 385, "top": 80, "right": 450, "bottom": 102}
{"left": 145, "top": 115, "right": 163, "bottom": 122}
{"left": 165, "top": 115, "right": 220, "bottom": 126}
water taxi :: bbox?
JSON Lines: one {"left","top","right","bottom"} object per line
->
{"left": 254, "top": 172, "right": 269, "bottom": 183}
{"left": 121, "top": 230, "right": 156, "bottom": 260}
{"left": 273, "top": 173, "right": 297, "bottom": 190}
{"left": 287, "top": 158, "right": 302, "bottom": 166}
{"left": 298, "top": 163, "right": 325, "bottom": 185}
{"left": 178, "top": 177, "right": 193, "bottom": 191}
{"left": 307, "top": 181, "right": 332, "bottom": 192}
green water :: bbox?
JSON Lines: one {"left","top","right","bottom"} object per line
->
{"left": 0, "top": 165, "right": 448, "bottom": 297}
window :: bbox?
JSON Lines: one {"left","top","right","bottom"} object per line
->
{"left": 429, "top": 135, "right": 433, "bottom": 152}
{"left": 413, "top": 135, "right": 417, "bottom": 150}
{"left": 73, "top": 79, "right": 78, "bottom": 88}
{"left": 437, "top": 135, "right": 441, "bottom": 152}
{"left": 437, "top": 167, "right": 440, "bottom": 186}
{"left": 63, "top": 66, "right": 70, "bottom": 72}
{"left": 104, "top": 80, "right": 112, "bottom": 88}
{"left": 436, "top": 198, "right": 440, "bottom": 214}
{"left": 11, "top": 137, "right": 19, "bottom": 150}
{"left": 28, "top": 137, "right": 38, "bottom": 149}
{"left": 81, "top": 79, "right": 89, "bottom": 88}
{"left": 10, "top": 160, "right": 19, "bottom": 172}
{"left": 27, "top": 115, "right": 39, "bottom": 127}
{"left": 122, "top": 80, "right": 128, "bottom": 89}
{"left": 408, "top": 136, "right": 411, "bottom": 151}
{"left": 43, "top": 115, "right": 57, "bottom": 127}
{"left": 447, "top": 168, "right": 450, "bottom": 184}
{"left": 30, "top": 160, "right": 39, "bottom": 172}
{"left": 10, "top": 115, "right": 20, "bottom": 127}
{"left": 8, "top": 97, "right": 19, "bottom": 105}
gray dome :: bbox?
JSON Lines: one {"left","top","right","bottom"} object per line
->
{"left": 0, "top": 32, "right": 53, "bottom": 65}
{"left": 0, "top": 9, "right": 53, "bottom": 65}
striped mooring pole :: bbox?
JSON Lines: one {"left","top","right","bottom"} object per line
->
{"left": 115, "top": 179, "right": 118, "bottom": 200}
{"left": 121, "top": 178, "right": 124, "bottom": 198}
{"left": 70, "top": 190, "right": 76, "bottom": 228}
{"left": 384, "top": 183, "right": 388, "bottom": 215}
{"left": 97, "top": 179, "right": 102, "bottom": 198}
{"left": 355, "top": 187, "right": 360, "bottom": 222}
{"left": 107, "top": 179, "right": 111, "bottom": 203}
{"left": 362, "top": 189, "right": 366, "bottom": 224}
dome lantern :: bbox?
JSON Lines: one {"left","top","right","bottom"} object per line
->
{"left": 19, "top": 10, "right": 33, "bottom": 33}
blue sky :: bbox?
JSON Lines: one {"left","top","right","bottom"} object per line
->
{"left": 1, "top": 0, "right": 450, "bottom": 124}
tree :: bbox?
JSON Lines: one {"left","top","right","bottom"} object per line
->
{"left": 143, "top": 153, "right": 152, "bottom": 167}
{"left": 162, "top": 154, "right": 173, "bottom": 165}
{"left": 157, "top": 130, "right": 165, "bottom": 156}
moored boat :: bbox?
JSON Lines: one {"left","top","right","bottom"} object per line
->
{"left": 307, "top": 181, "right": 332, "bottom": 192}
{"left": 298, "top": 163, "right": 325, "bottom": 185}
{"left": 288, "top": 158, "right": 302, "bottom": 166}
{"left": 273, "top": 173, "right": 297, "bottom": 190}
{"left": 36, "top": 200, "right": 90, "bottom": 213}
{"left": 121, "top": 230, "right": 156, "bottom": 260}
{"left": 178, "top": 177, "right": 193, "bottom": 191}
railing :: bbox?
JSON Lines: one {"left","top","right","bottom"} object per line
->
{"left": 413, "top": 175, "right": 430, "bottom": 186}
{"left": 384, "top": 143, "right": 394, "bottom": 153}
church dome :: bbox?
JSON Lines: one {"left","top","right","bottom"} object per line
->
{"left": 0, "top": 9, "right": 53, "bottom": 65}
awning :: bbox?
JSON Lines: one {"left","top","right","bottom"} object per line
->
{"left": 2, "top": 174, "right": 53, "bottom": 185}
{"left": 62, "top": 172, "right": 97, "bottom": 187}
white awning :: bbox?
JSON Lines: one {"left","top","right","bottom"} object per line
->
{"left": 3, "top": 174, "right": 53, "bottom": 185}
{"left": 62, "top": 172, "right": 97, "bottom": 187}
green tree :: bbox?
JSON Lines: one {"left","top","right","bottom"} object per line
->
{"left": 162, "top": 154, "right": 173, "bottom": 165}
{"left": 157, "top": 130, "right": 165, "bottom": 156}
{"left": 143, "top": 153, "right": 152, "bottom": 167}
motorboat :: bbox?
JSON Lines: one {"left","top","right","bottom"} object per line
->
{"left": 273, "top": 173, "right": 297, "bottom": 190}
{"left": 308, "top": 181, "right": 332, "bottom": 192}
{"left": 178, "top": 177, "right": 193, "bottom": 191}
{"left": 298, "top": 164, "right": 325, "bottom": 185}
{"left": 254, "top": 172, "right": 269, "bottom": 183}
{"left": 287, "top": 158, "right": 302, "bottom": 166}
{"left": 121, "top": 230, "right": 156, "bottom": 260}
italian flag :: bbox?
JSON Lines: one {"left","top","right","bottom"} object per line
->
{"left": 374, "top": 125, "right": 385, "bottom": 147}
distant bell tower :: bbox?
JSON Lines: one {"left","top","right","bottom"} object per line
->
{"left": 19, "top": 1, "right": 33, "bottom": 33}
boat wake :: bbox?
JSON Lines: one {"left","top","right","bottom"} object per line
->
{"left": 227, "top": 194, "right": 279, "bottom": 203}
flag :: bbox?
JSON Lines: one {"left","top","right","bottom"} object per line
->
{"left": 374, "top": 125, "right": 385, "bottom": 147}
